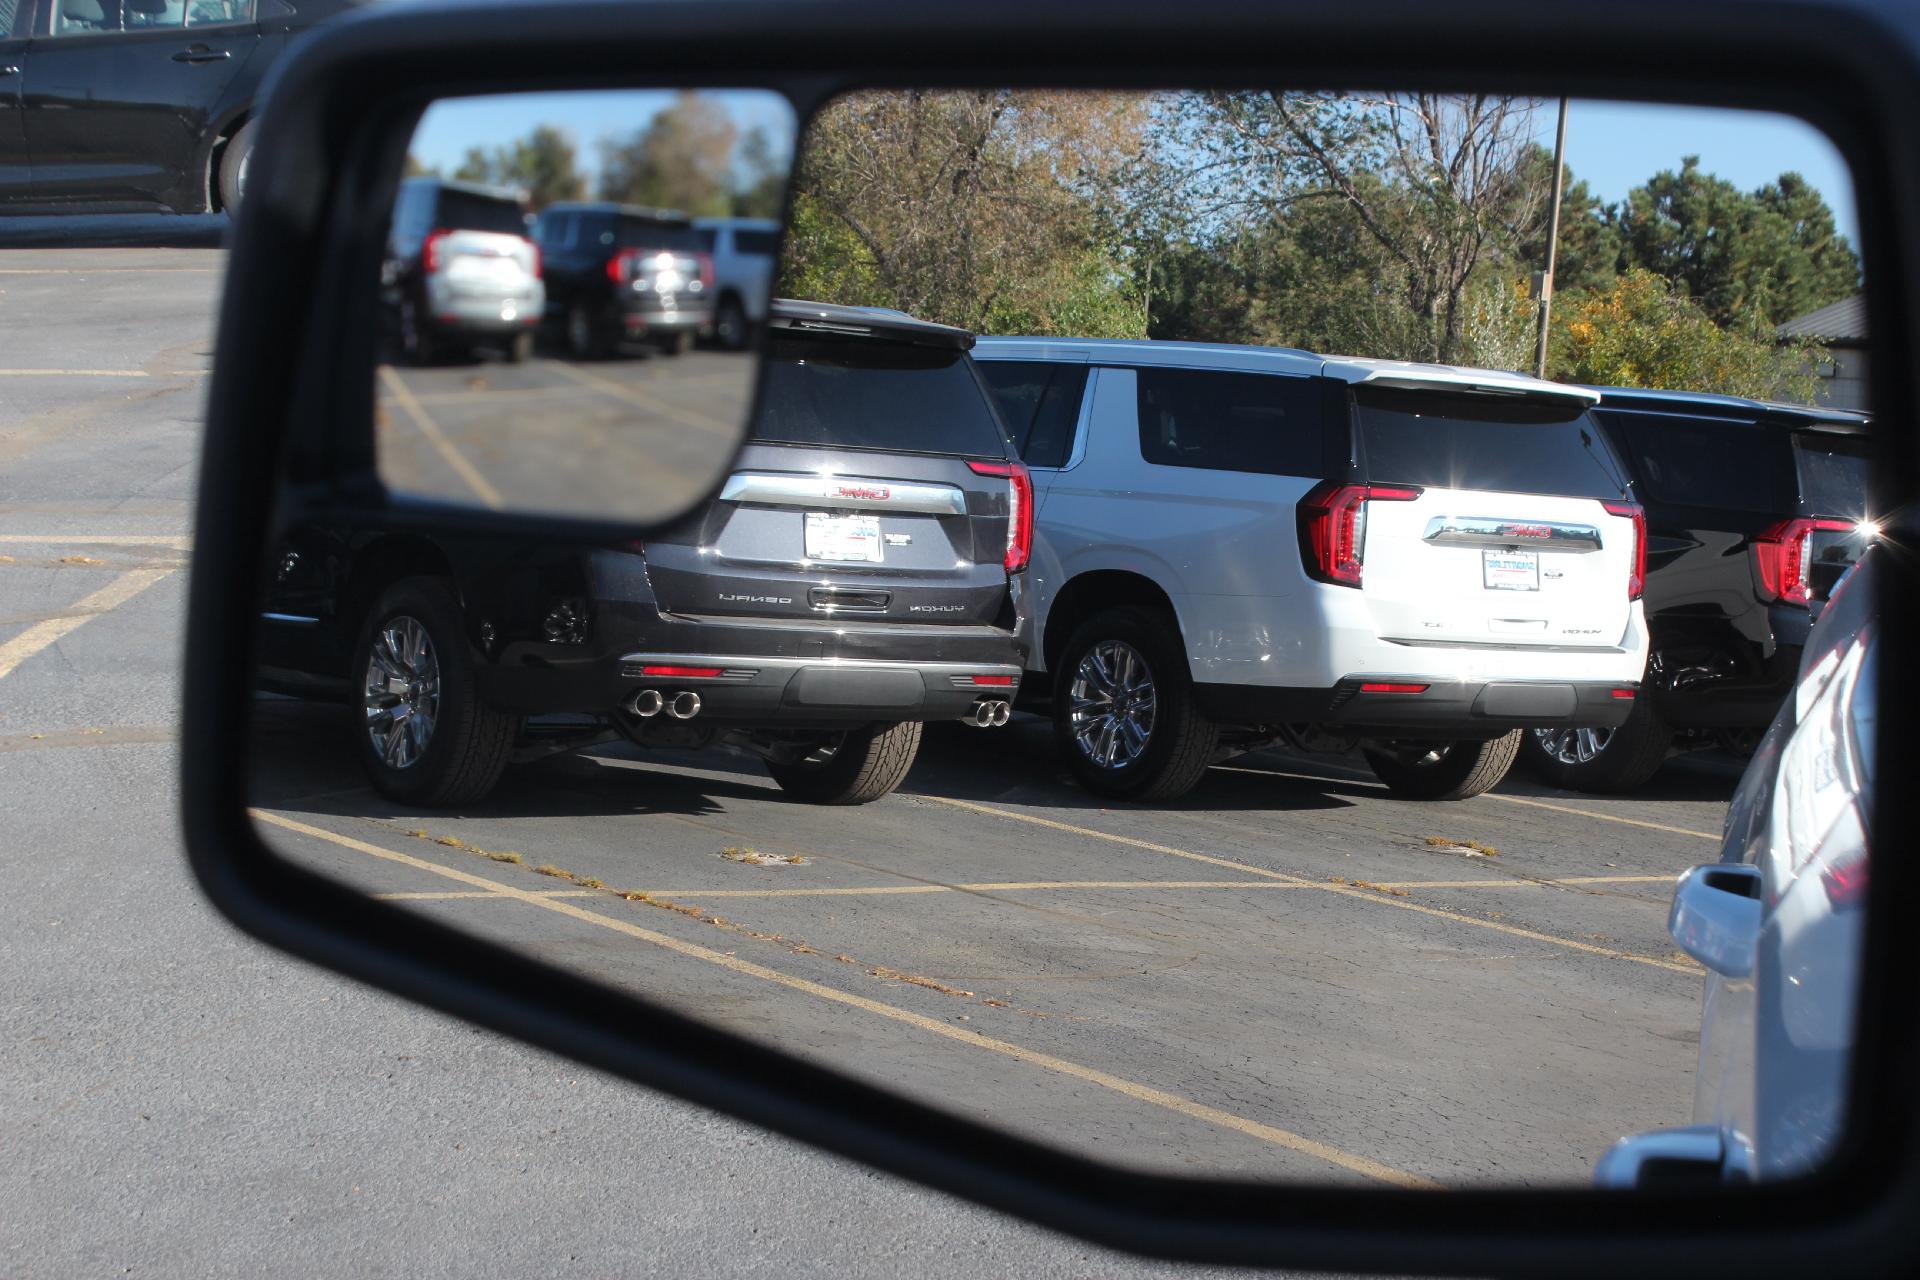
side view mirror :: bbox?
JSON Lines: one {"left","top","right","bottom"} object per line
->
{"left": 182, "top": 0, "right": 1920, "bottom": 1274}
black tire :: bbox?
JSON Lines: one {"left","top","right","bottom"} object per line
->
{"left": 566, "top": 304, "right": 609, "bottom": 360}
{"left": 398, "top": 295, "right": 439, "bottom": 365}
{"left": 714, "top": 294, "right": 750, "bottom": 350}
{"left": 1518, "top": 696, "right": 1671, "bottom": 793}
{"left": 655, "top": 330, "right": 690, "bottom": 356}
{"left": 1053, "top": 605, "right": 1217, "bottom": 802}
{"left": 502, "top": 331, "right": 533, "bottom": 364}
{"left": 1363, "top": 731, "right": 1522, "bottom": 801}
{"left": 351, "top": 577, "right": 517, "bottom": 807}
{"left": 765, "top": 722, "right": 923, "bottom": 805}
{"left": 216, "top": 118, "right": 255, "bottom": 215}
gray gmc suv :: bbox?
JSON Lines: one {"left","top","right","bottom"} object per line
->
{"left": 257, "top": 300, "right": 1030, "bottom": 806}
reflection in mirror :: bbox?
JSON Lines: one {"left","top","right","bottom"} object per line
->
{"left": 374, "top": 89, "right": 795, "bottom": 521}
{"left": 251, "top": 88, "right": 1880, "bottom": 1191}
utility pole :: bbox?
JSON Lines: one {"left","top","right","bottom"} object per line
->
{"left": 1533, "top": 98, "right": 1569, "bottom": 378}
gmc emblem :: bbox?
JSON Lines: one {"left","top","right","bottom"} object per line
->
{"left": 1501, "top": 524, "right": 1551, "bottom": 539}
{"left": 835, "top": 484, "right": 891, "bottom": 501}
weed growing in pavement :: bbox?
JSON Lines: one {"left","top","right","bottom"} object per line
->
{"left": 1329, "top": 875, "right": 1412, "bottom": 897}
{"left": 718, "top": 846, "right": 808, "bottom": 866}
{"left": 1425, "top": 835, "right": 1499, "bottom": 857}
{"left": 532, "top": 864, "right": 574, "bottom": 879}
{"left": 486, "top": 851, "right": 522, "bottom": 865}
{"left": 577, "top": 877, "right": 606, "bottom": 890}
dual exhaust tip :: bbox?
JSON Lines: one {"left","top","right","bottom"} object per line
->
{"left": 627, "top": 688, "right": 702, "bottom": 720}
{"left": 962, "top": 699, "right": 1012, "bottom": 728}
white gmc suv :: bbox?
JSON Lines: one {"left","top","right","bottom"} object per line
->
{"left": 973, "top": 338, "right": 1651, "bottom": 802}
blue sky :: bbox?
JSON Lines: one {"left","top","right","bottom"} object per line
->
{"left": 1547, "top": 100, "right": 1858, "bottom": 249}
{"left": 410, "top": 91, "right": 1860, "bottom": 252}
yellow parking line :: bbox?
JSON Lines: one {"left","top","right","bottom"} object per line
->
{"left": 375, "top": 889, "right": 598, "bottom": 901}
{"left": 377, "top": 365, "right": 504, "bottom": 510}
{"left": 923, "top": 797, "right": 1700, "bottom": 975}
{"left": 0, "top": 534, "right": 189, "bottom": 548}
{"left": 499, "top": 874, "right": 1677, "bottom": 902}
{"left": 256, "top": 809, "right": 1437, "bottom": 1189}
{"left": 0, "top": 368, "right": 149, "bottom": 377}
{"left": 0, "top": 567, "right": 173, "bottom": 683}
{"left": 541, "top": 360, "right": 742, "bottom": 435}
{"left": 1479, "top": 792, "right": 1720, "bottom": 841}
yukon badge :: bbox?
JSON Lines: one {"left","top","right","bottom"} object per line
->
{"left": 910, "top": 603, "right": 965, "bottom": 613}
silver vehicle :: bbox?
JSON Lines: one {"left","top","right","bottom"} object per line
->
{"left": 973, "top": 338, "right": 1649, "bottom": 803}
{"left": 383, "top": 178, "right": 545, "bottom": 364}
{"left": 693, "top": 216, "right": 781, "bottom": 349}
{"left": 1597, "top": 549, "right": 1875, "bottom": 1187}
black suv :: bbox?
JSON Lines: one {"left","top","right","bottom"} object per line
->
{"left": 532, "top": 202, "right": 713, "bottom": 358}
{"left": 256, "top": 301, "right": 1031, "bottom": 806}
{"left": 1518, "top": 387, "right": 1872, "bottom": 791}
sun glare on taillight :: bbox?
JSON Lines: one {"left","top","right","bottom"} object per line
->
{"left": 967, "top": 459, "right": 1033, "bottom": 574}
{"left": 1601, "top": 500, "right": 1646, "bottom": 601}
{"left": 1755, "top": 517, "right": 1853, "bottom": 608}
{"left": 1359, "top": 682, "right": 1428, "bottom": 694}
{"left": 1297, "top": 482, "right": 1421, "bottom": 587}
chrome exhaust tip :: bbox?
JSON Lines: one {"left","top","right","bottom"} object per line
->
{"left": 990, "top": 700, "right": 1011, "bottom": 726}
{"left": 628, "top": 688, "right": 664, "bottom": 718}
{"left": 962, "top": 699, "right": 1011, "bottom": 728}
{"left": 666, "top": 690, "right": 702, "bottom": 720}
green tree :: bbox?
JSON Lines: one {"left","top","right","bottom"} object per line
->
{"left": 446, "top": 126, "right": 584, "bottom": 208}
{"left": 730, "top": 125, "right": 789, "bottom": 219}
{"left": 1551, "top": 268, "right": 1828, "bottom": 401}
{"left": 1614, "top": 157, "right": 1860, "bottom": 327}
{"left": 599, "top": 92, "right": 738, "bottom": 215}
{"left": 781, "top": 90, "right": 1147, "bottom": 337}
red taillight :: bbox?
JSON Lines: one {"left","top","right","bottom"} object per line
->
{"left": 698, "top": 251, "right": 715, "bottom": 291}
{"left": 1754, "top": 518, "right": 1852, "bottom": 608}
{"left": 1821, "top": 854, "right": 1868, "bottom": 910}
{"left": 1359, "top": 682, "right": 1428, "bottom": 694}
{"left": 606, "top": 248, "right": 631, "bottom": 284}
{"left": 1601, "top": 500, "right": 1646, "bottom": 601}
{"left": 967, "top": 459, "right": 1034, "bottom": 574}
{"left": 423, "top": 228, "right": 452, "bottom": 274}
{"left": 969, "top": 674, "right": 1016, "bottom": 686}
{"left": 528, "top": 240, "right": 542, "bottom": 280}
{"left": 1610, "top": 687, "right": 1637, "bottom": 699}
{"left": 1297, "top": 482, "right": 1421, "bottom": 587}
{"left": 639, "top": 665, "right": 724, "bottom": 679}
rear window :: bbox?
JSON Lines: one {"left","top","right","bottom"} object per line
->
{"left": 431, "top": 190, "right": 528, "bottom": 237}
{"left": 734, "top": 229, "right": 781, "bottom": 256}
{"left": 1136, "top": 367, "right": 1325, "bottom": 477}
{"left": 979, "top": 361, "right": 1089, "bottom": 469}
{"left": 1793, "top": 431, "right": 1872, "bottom": 520}
{"left": 1593, "top": 408, "right": 1789, "bottom": 510}
{"left": 619, "top": 219, "right": 702, "bottom": 252}
{"left": 1358, "top": 388, "right": 1627, "bottom": 499}
{"left": 750, "top": 335, "right": 1010, "bottom": 458}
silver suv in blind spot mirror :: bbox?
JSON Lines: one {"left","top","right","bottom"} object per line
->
{"left": 973, "top": 338, "right": 1651, "bottom": 803}
{"left": 693, "top": 216, "right": 781, "bottom": 349}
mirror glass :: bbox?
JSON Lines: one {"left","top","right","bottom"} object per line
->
{"left": 251, "top": 87, "right": 1879, "bottom": 1191}
{"left": 374, "top": 89, "right": 796, "bottom": 521}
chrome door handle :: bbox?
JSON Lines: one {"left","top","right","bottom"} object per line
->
{"left": 1668, "top": 863, "right": 1762, "bottom": 977}
{"left": 0, "top": 65, "right": 20, "bottom": 76}
{"left": 172, "top": 46, "right": 232, "bottom": 63}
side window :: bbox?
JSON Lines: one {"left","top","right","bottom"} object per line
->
{"left": 52, "top": 0, "right": 120, "bottom": 35}
{"left": 694, "top": 227, "right": 719, "bottom": 254}
{"left": 734, "top": 229, "right": 781, "bottom": 257}
{"left": 1135, "top": 367, "right": 1324, "bottom": 477}
{"left": 535, "top": 213, "right": 573, "bottom": 249}
{"left": 588, "top": 214, "right": 617, "bottom": 250}
{"left": 1, "top": 0, "right": 19, "bottom": 36}
{"left": 186, "top": 0, "right": 252, "bottom": 24}
{"left": 978, "top": 362, "right": 1088, "bottom": 469}
{"left": 125, "top": 0, "right": 186, "bottom": 27}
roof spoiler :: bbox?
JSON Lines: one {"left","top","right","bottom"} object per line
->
{"left": 768, "top": 299, "right": 975, "bottom": 350}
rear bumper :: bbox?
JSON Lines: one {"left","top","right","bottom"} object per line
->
{"left": 617, "top": 297, "right": 712, "bottom": 335}
{"left": 615, "top": 652, "right": 1020, "bottom": 724}
{"left": 1192, "top": 677, "right": 1640, "bottom": 736}
{"left": 425, "top": 280, "right": 544, "bottom": 333}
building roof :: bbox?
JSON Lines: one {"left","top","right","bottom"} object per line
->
{"left": 1778, "top": 294, "right": 1867, "bottom": 342}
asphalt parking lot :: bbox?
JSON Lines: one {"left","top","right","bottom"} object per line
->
{"left": 2, "top": 233, "right": 1735, "bottom": 1271}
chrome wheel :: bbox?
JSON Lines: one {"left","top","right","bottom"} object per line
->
{"left": 1067, "top": 639, "right": 1157, "bottom": 769}
{"left": 363, "top": 615, "right": 441, "bottom": 770}
{"left": 1532, "top": 726, "right": 1613, "bottom": 765}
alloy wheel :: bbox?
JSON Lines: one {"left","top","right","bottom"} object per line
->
{"left": 364, "top": 615, "right": 441, "bottom": 770}
{"left": 1532, "top": 726, "right": 1613, "bottom": 765}
{"left": 1067, "top": 639, "right": 1157, "bottom": 769}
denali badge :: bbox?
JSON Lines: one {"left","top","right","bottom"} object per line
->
{"left": 719, "top": 593, "right": 793, "bottom": 605}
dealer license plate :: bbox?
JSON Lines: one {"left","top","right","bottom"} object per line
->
{"left": 1482, "top": 549, "right": 1539, "bottom": 591}
{"left": 805, "top": 512, "right": 883, "bottom": 563}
